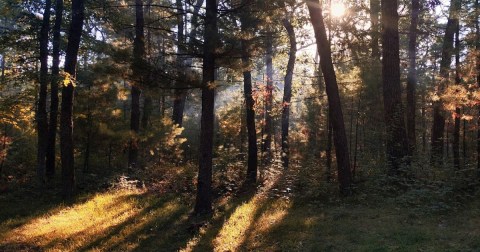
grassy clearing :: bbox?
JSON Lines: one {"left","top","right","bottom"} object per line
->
{"left": 1, "top": 168, "right": 480, "bottom": 251}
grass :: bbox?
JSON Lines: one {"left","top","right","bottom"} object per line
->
{"left": 1, "top": 166, "right": 480, "bottom": 251}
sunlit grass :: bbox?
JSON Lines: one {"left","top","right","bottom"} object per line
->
{"left": 0, "top": 189, "right": 189, "bottom": 251}
{"left": 213, "top": 197, "right": 260, "bottom": 251}
{"left": 1, "top": 172, "right": 480, "bottom": 251}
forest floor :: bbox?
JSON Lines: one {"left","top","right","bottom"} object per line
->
{"left": 0, "top": 163, "right": 480, "bottom": 252}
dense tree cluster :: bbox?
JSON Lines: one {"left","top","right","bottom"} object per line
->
{"left": 1, "top": 0, "right": 480, "bottom": 216}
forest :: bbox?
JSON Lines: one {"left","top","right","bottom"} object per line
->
{"left": 1, "top": 0, "right": 480, "bottom": 250}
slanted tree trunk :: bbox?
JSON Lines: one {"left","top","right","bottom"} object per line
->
{"left": 381, "top": 0, "right": 410, "bottom": 173}
{"left": 128, "top": 0, "right": 145, "bottom": 172}
{"left": 407, "top": 0, "right": 419, "bottom": 152}
{"left": 262, "top": 31, "right": 274, "bottom": 164}
{"left": 431, "top": 0, "right": 461, "bottom": 164}
{"left": 307, "top": 0, "right": 352, "bottom": 195}
{"left": 37, "top": 0, "right": 51, "bottom": 183}
{"left": 194, "top": 0, "right": 217, "bottom": 215}
{"left": 281, "top": 16, "right": 296, "bottom": 169}
{"left": 240, "top": 1, "right": 258, "bottom": 184}
{"left": 453, "top": 22, "right": 461, "bottom": 169}
{"left": 46, "top": 0, "right": 63, "bottom": 180}
{"left": 60, "top": 0, "right": 85, "bottom": 199}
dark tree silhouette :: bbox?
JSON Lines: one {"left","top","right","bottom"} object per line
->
{"left": 431, "top": 0, "right": 461, "bottom": 164}
{"left": 37, "top": 0, "right": 51, "bottom": 182}
{"left": 194, "top": 0, "right": 217, "bottom": 215}
{"left": 60, "top": 0, "right": 85, "bottom": 198}
{"left": 46, "top": 0, "right": 63, "bottom": 179}
{"left": 128, "top": 0, "right": 145, "bottom": 171}
{"left": 240, "top": 0, "right": 258, "bottom": 184}
{"left": 281, "top": 15, "right": 296, "bottom": 169}
{"left": 307, "top": 0, "right": 352, "bottom": 195}
{"left": 381, "top": 0, "right": 409, "bottom": 173}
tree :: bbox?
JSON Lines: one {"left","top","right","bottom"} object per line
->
{"left": 240, "top": 0, "right": 258, "bottom": 183}
{"left": 281, "top": 12, "right": 296, "bottom": 169}
{"left": 172, "top": 0, "right": 204, "bottom": 127}
{"left": 128, "top": 0, "right": 145, "bottom": 172}
{"left": 453, "top": 20, "right": 461, "bottom": 169}
{"left": 381, "top": 0, "right": 410, "bottom": 173}
{"left": 407, "top": 0, "right": 420, "bottom": 151}
{"left": 194, "top": 0, "right": 217, "bottom": 215}
{"left": 306, "top": 0, "right": 352, "bottom": 195}
{"left": 262, "top": 29, "right": 274, "bottom": 165}
{"left": 46, "top": 0, "right": 64, "bottom": 179}
{"left": 61, "top": 0, "right": 85, "bottom": 198}
{"left": 476, "top": 0, "right": 480, "bottom": 176}
{"left": 172, "top": 0, "right": 187, "bottom": 127}
{"left": 431, "top": 0, "right": 462, "bottom": 164}
{"left": 37, "top": 0, "right": 51, "bottom": 183}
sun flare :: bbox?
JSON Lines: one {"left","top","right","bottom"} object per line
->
{"left": 331, "top": 2, "right": 346, "bottom": 18}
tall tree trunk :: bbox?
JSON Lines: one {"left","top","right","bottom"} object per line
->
{"left": 240, "top": 1, "right": 258, "bottom": 184}
{"left": 307, "top": 0, "right": 352, "bottom": 195}
{"left": 407, "top": 0, "right": 419, "bottom": 152}
{"left": 281, "top": 17, "right": 296, "bottom": 169}
{"left": 476, "top": 0, "right": 480, "bottom": 177}
{"left": 431, "top": 0, "right": 461, "bottom": 164}
{"left": 172, "top": 0, "right": 187, "bottom": 126}
{"left": 262, "top": 32, "right": 274, "bottom": 164}
{"left": 381, "top": 0, "right": 410, "bottom": 174}
{"left": 128, "top": 0, "right": 145, "bottom": 172}
{"left": 46, "top": 0, "right": 63, "bottom": 180}
{"left": 37, "top": 0, "right": 51, "bottom": 183}
{"left": 453, "top": 22, "right": 461, "bottom": 169}
{"left": 60, "top": 0, "right": 85, "bottom": 199}
{"left": 194, "top": 0, "right": 217, "bottom": 215}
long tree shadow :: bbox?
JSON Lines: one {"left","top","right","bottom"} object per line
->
{"left": 0, "top": 183, "right": 97, "bottom": 233}
{"left": 183, "top": 165, "right": 289, "bottom": 252}
{"left": 74, "top": 193, "right": 191, "bottom": 251}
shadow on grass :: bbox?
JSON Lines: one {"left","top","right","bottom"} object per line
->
{"left": 0, "top": 165, "right": 294, "bottom": 251}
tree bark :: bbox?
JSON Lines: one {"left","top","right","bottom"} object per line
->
{"left": 194, "top": 0, "right": 217, "bottom": 215}
{"left": 281, "top": 17, "right": 296, "bottom": 169}
{"left": 37, "top": 0, "right": 51, "bottom": 183}
{"left": 61, "top": 0, "right": 85, "bottom": 199}
{"left": 431, "top": 0, "right": 461, "bottom": 164}
{"left": 128, "top": 0, "right": 145, "bottom": 172}
{"left": 381, "top": 0, "right": 410, "bottom": 174}
{"left": 46, "top": 0, "right": 63, "bottom": 180}
{"left": 453, "top": 22, "right": 461, "bottom": 169}
{"left": 240, "top": 1, "right": 258, "bottom": 184}
{"left": 307, "top": 0, "right": 352, "bottom": 195}
{"left": 476, "top": 0, "right": 480, "bottom": 177}
{"left": 407, "top": 0, "right": 419, "bottom": 152}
